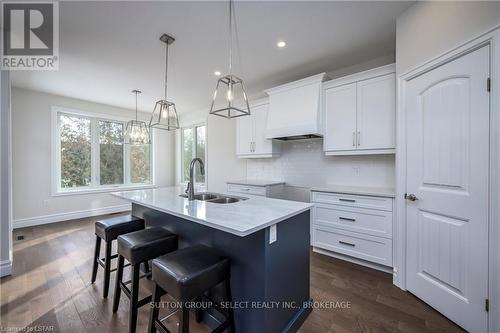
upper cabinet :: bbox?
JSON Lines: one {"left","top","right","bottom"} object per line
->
{"left": 323, "top": 64, "right": 396, "bottom": 155}
{"left": 236, "top": 100, "right": 281, "bottom": 158}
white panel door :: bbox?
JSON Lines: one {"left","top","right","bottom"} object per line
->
{"left": 253, "top": 103, "right": 272, "bottom": 154}
{"left": 324, "top": 83, "right": 357, "bottom": 151}
{"left": 236, "top": 112, "right": 254, "bottom": 155}
{"left": 406, "top": 45, "right": 490, "bottom": 332}
{"left": 357, "top": 74, "right": 396, "bottom": 150}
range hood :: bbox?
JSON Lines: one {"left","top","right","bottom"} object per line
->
{"left": 265, "top": 73, "right": 326, "bottom": 140}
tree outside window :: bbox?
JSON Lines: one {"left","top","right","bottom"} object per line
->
{"left": 56, "top": 111, "right": 152, "bottom": 193}
{"left": 181, "top": 124, "right": 206, "bottom": 184}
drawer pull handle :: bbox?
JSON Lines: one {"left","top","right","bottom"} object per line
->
{"left": 339, "top": 240, "right": 356, "bottom": 247}
{"left": 339, "top": 198, "right": 355, "bottom": 203}
{"left": 339, "top": 217, "right": 356, "bottom": 222}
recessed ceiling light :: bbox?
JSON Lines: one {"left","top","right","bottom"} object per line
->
{"left": 277, "top": 41, "right": 287, "bottom": 48}
{"left": 214, "top": 71, "right": 222, "bottom": 76}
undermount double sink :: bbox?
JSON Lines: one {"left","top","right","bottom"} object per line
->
{"left": 179, "top": 192, "right": 247, "bottom": 204}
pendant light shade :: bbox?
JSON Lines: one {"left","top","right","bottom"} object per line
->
{"left": 124, "top": 90, "right": 150, "bottom": 145}
{"left": 149, "top": 34, "right": 180, "bottom": 131}
{"left": 209, "top": 0, "right": 251, "bottom": 119}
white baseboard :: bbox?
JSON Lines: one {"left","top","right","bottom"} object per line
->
{"left": 13, "top": 204, "right": 131, "bottom": 229}
{"left": 313, "top": 246, "right": 393, "bottom": 274}
{"left": 0, "top": 260, "right": 12, "bottom": 277}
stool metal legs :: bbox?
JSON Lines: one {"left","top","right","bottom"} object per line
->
{"left": 112, "top": 254, "right": 125, "bottom": 312}
{"left": 90, "top": 236, "right": 113, "bottom": 298}
{"left": 148, "top": 278, "right": 235, "bottom": 333}
{"left": 103, "top": 241, "right": 112, "bottom": 298}
{"left": 113, "top": 255, "right": 153, "bottom": 333}
{"left": 149, "top": 284, "right": 163, "bottom": 333}
{"left": 129, "top": 264, "right": 141, "bottom": 333}
{"left": 91, "top": 237, "right": 101, "bottom": 284}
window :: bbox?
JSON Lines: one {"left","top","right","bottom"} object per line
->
{"left": 180, "top": 124, "right": 206, "bottom": 184}
{"left": 54, "top": 109, "right": 153, "bottom": 194}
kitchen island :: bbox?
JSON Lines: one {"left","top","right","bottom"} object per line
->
{"left": 112, "top": 187, "right": 313, "bottom": 333}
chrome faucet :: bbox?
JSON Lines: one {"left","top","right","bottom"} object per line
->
{"left": 186, "top": 158, "right": 205, "bottom": 200}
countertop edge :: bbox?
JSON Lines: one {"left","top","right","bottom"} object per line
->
{"left": 111, "top": 193, "right": 313, "bottom": 237}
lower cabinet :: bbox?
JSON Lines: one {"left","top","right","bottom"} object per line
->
{"left": 311, "top": 191, "right": 394, "bottom": 270}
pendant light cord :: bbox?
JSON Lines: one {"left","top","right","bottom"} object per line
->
{"left": 164, "top": 42, "right": 169, "bottom": 100}
{"left": 228, "top": 0, "right": 233, "bottom": 75}
{"left": 135, "top": 91, "right": 138, "bottom": 121}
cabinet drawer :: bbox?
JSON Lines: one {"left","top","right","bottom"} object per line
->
{"left": 311, "top": 191, "right": 392, "bottom": 211}
{"left": 227, "top": 184, "right": 267, "bottom": 196}
{"left": 312, "top": 225, "right": 392, "bottom": 266}
{"left": 313, "top": 204, "right": 392, "bottom": 238}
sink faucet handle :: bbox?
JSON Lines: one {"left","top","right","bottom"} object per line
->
{"left": 185, "top": 182, "right": 191, "bottom": 194}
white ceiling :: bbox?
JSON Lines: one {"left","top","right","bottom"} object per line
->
{"left": 11, "top": 1, "right": 413, "bottom": 114}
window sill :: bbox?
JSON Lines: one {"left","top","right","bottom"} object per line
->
{"left": 52, "top": 184, "right": 157, "bottom": 197}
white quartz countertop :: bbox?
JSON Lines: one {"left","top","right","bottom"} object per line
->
{"left": 227, "top": 180, "right": 285, "bottom": 187}
{"left": 111, "top": 187, "right": 312, "bottom": 237}
{"left": 310, "top": 184, "right": 395, "bottom": 198}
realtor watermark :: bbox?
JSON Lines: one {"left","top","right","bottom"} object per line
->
{"left": 0, "top": 326, "right": 55, "bottom": 332}
{"left": 150, "top": 300, "right": 352, "bottom": 310}
{"left": 1, "top": 1, "right": 59, "bottom": 70}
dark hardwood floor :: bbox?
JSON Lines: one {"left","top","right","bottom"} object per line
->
{"left": 1, "top": 214, "right": 465, "bottom": 333}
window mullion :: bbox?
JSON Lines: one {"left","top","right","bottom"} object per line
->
{"left": 92, "top": 118, "right": 100, "bottom": 187}
{"left": 192, "top": 126, "right": 197, "bottom": 182}
{"left": 124, "top": 128, "right": 130, "bottom": 185}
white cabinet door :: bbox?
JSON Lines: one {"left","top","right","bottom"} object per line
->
{"left": 253, "top": 103, "right": 273, "bottom": 155}
{"left": 324, "top": 83, "right": 357, "bottom": 151}
{"left": 356, "top": 74, "right": 395, "bottom": 150}
{"left": 236, "top": 112, "right": 253, "bottom": 155}
{"left": 406, "top": 46, "right": 489, "bottom": 332}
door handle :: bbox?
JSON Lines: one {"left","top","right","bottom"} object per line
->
{"left": 405, "top": 193, "right": 418, "bottom": 201}
{"left": 339, "top": 240, "right": 355, "bottom": 247}
{"left": 357, "top": 131, "right": 360, "bottom": 146}
{"left": 352, "top": 132, "right": 356, "bottom": 147}
{"left": 339, "top": 217, "right": 356, "bottom": 222}
{"left": 339, "top": 198, "right": 356, "bottom": 203}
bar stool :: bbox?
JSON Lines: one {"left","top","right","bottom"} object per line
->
{"left": 148, "top": 244, "right": 235, "bottom": 333}
{"left": 91, "top": 214, "right": 145, "bottom": 298}
{"left": 113, "top": 227, "right": 178, "bottom": 333}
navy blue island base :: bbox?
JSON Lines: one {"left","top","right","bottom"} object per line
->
{"left": 132, "top": 203, "right": 312, "bottom": 333}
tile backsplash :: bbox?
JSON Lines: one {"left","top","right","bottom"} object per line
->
{"left": 246, "top": 139, "right": 395, "bottom": 188}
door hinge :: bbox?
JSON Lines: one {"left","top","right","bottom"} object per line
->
{"left": 487, "top": 78, "right": 491, "bottom": 92}
{"left": 485, "top": 299, "right": 489, "bottom": 312}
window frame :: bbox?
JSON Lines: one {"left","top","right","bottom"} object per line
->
{"left": 179, "top": 122, "right": 207, "bottom": 186}
{"left": 51, "top": 106, "right": 155, "bottom": 196}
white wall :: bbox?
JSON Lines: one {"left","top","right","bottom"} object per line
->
{"left": 206, "top": 116, "right": 246, "bottom": 193}
{"left": 247, "top": 139, "right": 395, "bottom": 187}
{"left": 11, "top": 88, "right": 175, "bottom": 227}
{"left": 396, "top": 1, "right": 500, "bottom": 74}
{"left": 1, "top": 71, "right": 13, "bottom": 276}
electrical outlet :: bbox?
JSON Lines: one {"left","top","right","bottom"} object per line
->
{"left": 42, "top": 199, "right": 49, "bottom": 207}
{"left": 269, "top": 224, "right": 277, "bottom": 244}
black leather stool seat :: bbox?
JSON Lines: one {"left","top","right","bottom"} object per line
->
{"left": 152, "top": 244, "right": 230, "bottom": 302}
{"left": 118, "top": 227, "right": 178, "bottom": 265}
{"left": 95, "top": 215, "right": 144, "bottom": 242}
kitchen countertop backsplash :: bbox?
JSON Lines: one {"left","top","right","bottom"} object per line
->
{"left": 246, "top": 139, "right": 395, "bottom": 189}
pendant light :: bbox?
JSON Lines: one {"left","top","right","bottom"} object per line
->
{"left": 209, "top": 0, "right": 251, "bottom": 119}
{"left": 124, "top": 90, "right": 150, "bottom": 145}
{"left": 149, "top": 34, "right": 180, "bottom": 131}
